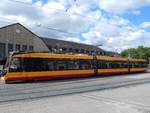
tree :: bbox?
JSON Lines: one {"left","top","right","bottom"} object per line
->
{"left": 121, "top": 46, "right": 150, "bottom": 61}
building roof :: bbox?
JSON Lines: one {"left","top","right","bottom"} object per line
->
{"left": 0, "top": 23, "right": 40, "bottom": 38}
{"left": 0, "top": 23, "right": 104, "bottom": 52}
{"left": 41, "top": 37, "right": 104, "bottom": 52}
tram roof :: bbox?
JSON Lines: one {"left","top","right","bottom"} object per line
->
{"left": 12, "top": 52, "right": 147, "bottom": 62}
{"left": 129, "top": 58, "right": 147, "bottom": 62}
{"left": 96, "top": 56, "right": 128, "bottom": 61}
{"left": 13, "top": 53, "right": 93, "bottom": 59}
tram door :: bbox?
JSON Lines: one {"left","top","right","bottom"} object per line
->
{"left": 93, "top": 55, "right": 98, "bottom": 75}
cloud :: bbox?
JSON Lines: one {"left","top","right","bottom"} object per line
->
{"left": 132, "top": 10, "right": 141, "bottom": 15}
{"left": 0, "top": 0, "right": 43, "bottom": 20}
{"left": 99, "top": 0, "right": 150, "bottom": 14}
{"left": 15, "top": 0, "right": 32, "bottom": 3}
{"left": 81, "top": 15, "right": 150, "bottom": 52}
{"left": 140, "top": 22, "right": 150, "bottom": 28}
{"left": 0, "top": 0, "right": 91, "bottom": 38}
{"left": 44, "top": 2, "right": 65, "bottom": 10}
{"left": 0, "top": 0, "right": 150, "bottom": 52}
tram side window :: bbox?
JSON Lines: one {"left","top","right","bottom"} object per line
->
{"left": 49, "top": 59, "right": 93, "bottom": 70}
{"left": 9, "top": 58, "right": 95, "bottom": 72}
{"left": 55, "top": 59, "right": 67, "bottom": 70}
{"left": 55, "top": 59, "right": 93, "bottom": 70}
{"left": 105, "top": 61, "right": 109, "bottom": 69}
{"left": 22, "top": 58, "right": 49, "bottom": 72}
{"left": 130, "top": 62, "right": 139, "bottom": 68}
{"left": 47, "top": 59, "right": 55, "bottom": 70}
{"left": 97, "top": 60, "right": 108, "bottom": 69}
{"left": 107, "top": 62, "right": 110, "bottom": 68}
{"left": 46, "top": 59, "right": 80, "bottom": 70}
{"left": 129, "top": 62, "right": 132, "bottom": 68}
{"left": 111, "top": 62, "right": 119, "bottom": 68}
{"left": 97, "top": 60, "right": 101, "bottom": 69}
{"left": 137, "top": 62, "right": 148, "bottom": 68}
{"left": 79, "top": 59, "right": 93, "bottom": 70}
{"left": 110, "top": 62, "right": 116, "bottom": 68}
{"left": 108, "top": 61, "right": 128, "bottom": 69}
{"left": 97, "top": 60, "right": 102, "bottom": 69}
{"left": 119, "top": 62, "right": 128, "bottom": 68}
{"left": 143, "top": 62, "right": 148, "bottom": 68}
{"left": 134, "top": 62, "right": 139, "bottom": 68}
{"left": 130, "top": 62, "right": 147, "bottom": 68}
{"left": 67, "top": 59, "right": 80, "bottom": 70}
{"left": 124, "top": 62, "right": 128, "bottom": 68}
{"left": 130, "top": 62, "right": 134, "bottom": 68}
{"left": 140, "top": 62, "right": 148, "bottom": 68}
{"left": 109, "top": 62, "right": 113, "bottom": 68}
{"left": 130, "top": 62, "right": 140, "bottom": 68}
{"left": 139, "top": 62, "right": 142, "bottom": 68}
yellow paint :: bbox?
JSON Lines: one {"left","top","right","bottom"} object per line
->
{"left": 98, "top": 68, "right": 128, "bottom": 73}
{"left": 4, "top": 68, "right": 148, "bottom": 81}
{"left": 96, "top": 56, "right": 128, "bottom": 61}
{"left": 5, "top": 72, "right": 27, "bottom": 79}
{"left": 5, "top": 70, "right": 94, "bottom": 80}
{"left": 130, "top": 68, "right": 147, "bottom": 72}
{"left": 27, "top": 70, "right": 94, "bottom": 77}
{"left": 97, "top": 56, "right": 147, "bottom": 62}
{"left": 14, "top": 53, "right": 147, "bottom": 62}
{"left": 14, "top": 53, "right": 93, "bottom": 60}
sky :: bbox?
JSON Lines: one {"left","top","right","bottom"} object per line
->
{"left": 0, "top": 0, "right": 150, "bottom": 52}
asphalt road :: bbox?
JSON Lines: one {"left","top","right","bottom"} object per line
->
{"left": 0, "top": 72, "right": 150, "bottom": 103}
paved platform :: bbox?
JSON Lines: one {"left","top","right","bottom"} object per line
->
{"left": 0, "top": 81, "right": 150, "bottom": 113}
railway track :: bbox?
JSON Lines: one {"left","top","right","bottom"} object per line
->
{"left": 0, "top": 72, "right": 150, "bottom": 103}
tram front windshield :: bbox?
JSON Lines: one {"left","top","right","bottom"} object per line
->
{"left": 9, "top": 57, "right": 22, "bottom": 72}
